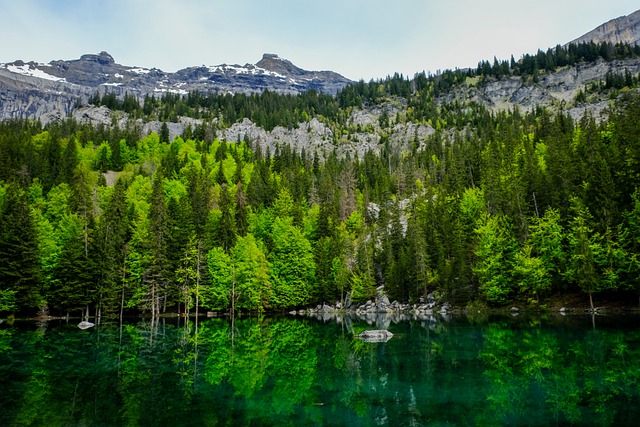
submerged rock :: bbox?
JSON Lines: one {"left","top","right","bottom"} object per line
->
{"left": 356, "top": 329, "right": 394, "bottom": 343}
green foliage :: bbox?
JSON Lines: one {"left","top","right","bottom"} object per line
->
{"left": 231, "top": 234, "right": 271, "bottom": 311}
{"left": 474, "top": 215, "right": 517, "bottom": 304}
{"left": 175, "top": 234, "right": 200, "bottom": 313}
{"left": 0, "top": 289, "right": 16, "bottom": 312}
{"left": 0, "top": 184, "right": 42, "bottom": 309}
{"left": 269, "top": 218, "right": 315, "bottom": 309}
{"left": 212, "top": 183, "right": 236, "bottom": 251}
{"left": 3, "top": 59, "right": 640, "bottom": 314}
{"left": 513, "top": 245, "right": 550, "bottom": 304}
{"left": 203, "top": 247, "right": 232, "bottom": 310}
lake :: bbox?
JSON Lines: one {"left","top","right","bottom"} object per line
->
{"left": 1, "top": 313, "right": 639, "bottom": 426}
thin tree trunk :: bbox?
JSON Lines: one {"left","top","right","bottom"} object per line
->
{"left": 194, "top": 243, "right": 200, "bottom": 384}
{"left": 231, "top": 262, "right": 236, "bottom": 317}
{"left": 162, "top": 291, "right": 167, "bottom": 313}
{"left": 152, "top": 284, "right": 156, "bottom": 318}
{"left": 196, "top": 243, "right": 200, "bottom": 320}
{"left": 120, "top": 285, "right": 125, "bottom": 320}
{"left": 120, "top": 250, "right": 127, "bottom": 320}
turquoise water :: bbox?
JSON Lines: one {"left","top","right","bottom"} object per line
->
{"left": 1, "top": 313, "right": 639, "bottom": 426}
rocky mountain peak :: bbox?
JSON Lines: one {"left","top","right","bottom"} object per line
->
{"left": 256, "top": 53, "right": 304, "bottom": 76}
{"left": 569, "top": 9, "right": 640, "bottom": 46}
{"left": 78, "top": 51, "right": 116, "bottom": 65}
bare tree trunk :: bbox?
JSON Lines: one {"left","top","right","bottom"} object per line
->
{"left": 231, "top": 262, "right": 236, "bottom": 317}
{"left": 196, "top": 243, "right": 200, "bottom": 320}
{"left": 194, "top": 243, "right": 200, "bottom": 384}
{"left": 151, "top": 284, "right": 156, "bottom": 318}
{"left": 120, "top": 285, "right": 125, "bottom": 320}
{"left": 120, "top": 251, "right": 126, "bottom": 320}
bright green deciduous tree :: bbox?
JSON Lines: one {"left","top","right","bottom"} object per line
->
{"left": 269, "top": 218, "right": 315, "bottom": 309}
{"left": 473, "top": 214, "right": 517, "bottom": 304}
{"left": 528, "top": 208, "right": 565, "bottom": 280}
{"left": 231, "top": 234, "right": 271, "bottom": 312}
{"left": 203, "top": 247, "right": 232, "bottom": 310}
{"left": 515, "top": 207, "right": 566, "bottom": 303}
{"left": 512, "top": 245, "right": 549, "bottom": 305}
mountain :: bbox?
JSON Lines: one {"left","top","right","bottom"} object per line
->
{"left": 0, "top": 52, "right": 352, "bottom": 121}
{"left": 568, "top": 9, "right": 640, "bottom": 46}
{"left": 2, "top": 10, "right": 640, "bottom": 125}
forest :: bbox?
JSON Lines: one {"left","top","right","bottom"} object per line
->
{"left": 1, "top": 43, "right": 640, "bottom": 317}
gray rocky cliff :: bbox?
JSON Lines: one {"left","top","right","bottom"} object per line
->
{"left": 442, "top": 57, "right": 640, "bottom": 120}
{"left": 569, "top": 9, "right": 640, "bottom": 47}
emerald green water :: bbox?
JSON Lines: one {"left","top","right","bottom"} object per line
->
{"left": 1, "top": 314, "right": 639, "bottom": 426}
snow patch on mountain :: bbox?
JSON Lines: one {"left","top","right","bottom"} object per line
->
{"left": 207, "top": 64, "right": 288, "bottom": 80}
{"left": 6, "top": 64, "right": 66, "bottom": 82}
{"left": 129, "top": 67, "right": 151, "bottom": 75}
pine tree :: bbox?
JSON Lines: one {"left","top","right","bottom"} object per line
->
{"left": 95, "top": 178, "right": 130, "bottom": 316}
{"left": 50, "top": 231, "right": 97, "bottom": 316}
{"left": 235, "top": 182, "right": 249, "bottom": 236}
{"left": 159, "top": 122, "right": 170, "bottom": 144}
{"left": 0, "top": 184, "right": 42, "bottom": 310}
{"left": 187, "top": 168, "right": 212, "bottom": 241}
{"left": 60, "top": 138, "right": 79, "bottom": 184}
{"left": 145, "top": 173, "right": 172, "bottom": 315}
{"left": 214, "top": 184, "right": 237, "bottom": 252}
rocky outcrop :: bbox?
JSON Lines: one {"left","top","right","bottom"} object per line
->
{"left": 300, "top": 286, "right": 450, "bottom": 319}
{"left": 569, "top": 9, "right": 640, "bottom": 47}
{"left": 256, "top": 53, "right": 351, "bottom": 94}
{"left": 0, "top": 67, "right": 89, "bottom": 120}
{"left": 443, "top": 58, "right": 640, "bottom": 118}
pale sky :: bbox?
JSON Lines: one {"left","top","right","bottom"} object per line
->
{"left": 0, "top": 1, "right": 638, "bottom": 81}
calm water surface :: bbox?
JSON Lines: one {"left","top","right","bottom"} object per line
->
{"left": 1, "top": 313, "right": 639, "bottom": 426}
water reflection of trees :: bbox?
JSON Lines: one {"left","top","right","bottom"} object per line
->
{"left": 478, "top": 317, "right": 640, "bottom": 426}
{"left": 0, "top": 316, "right": 639, "bottom": 425}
